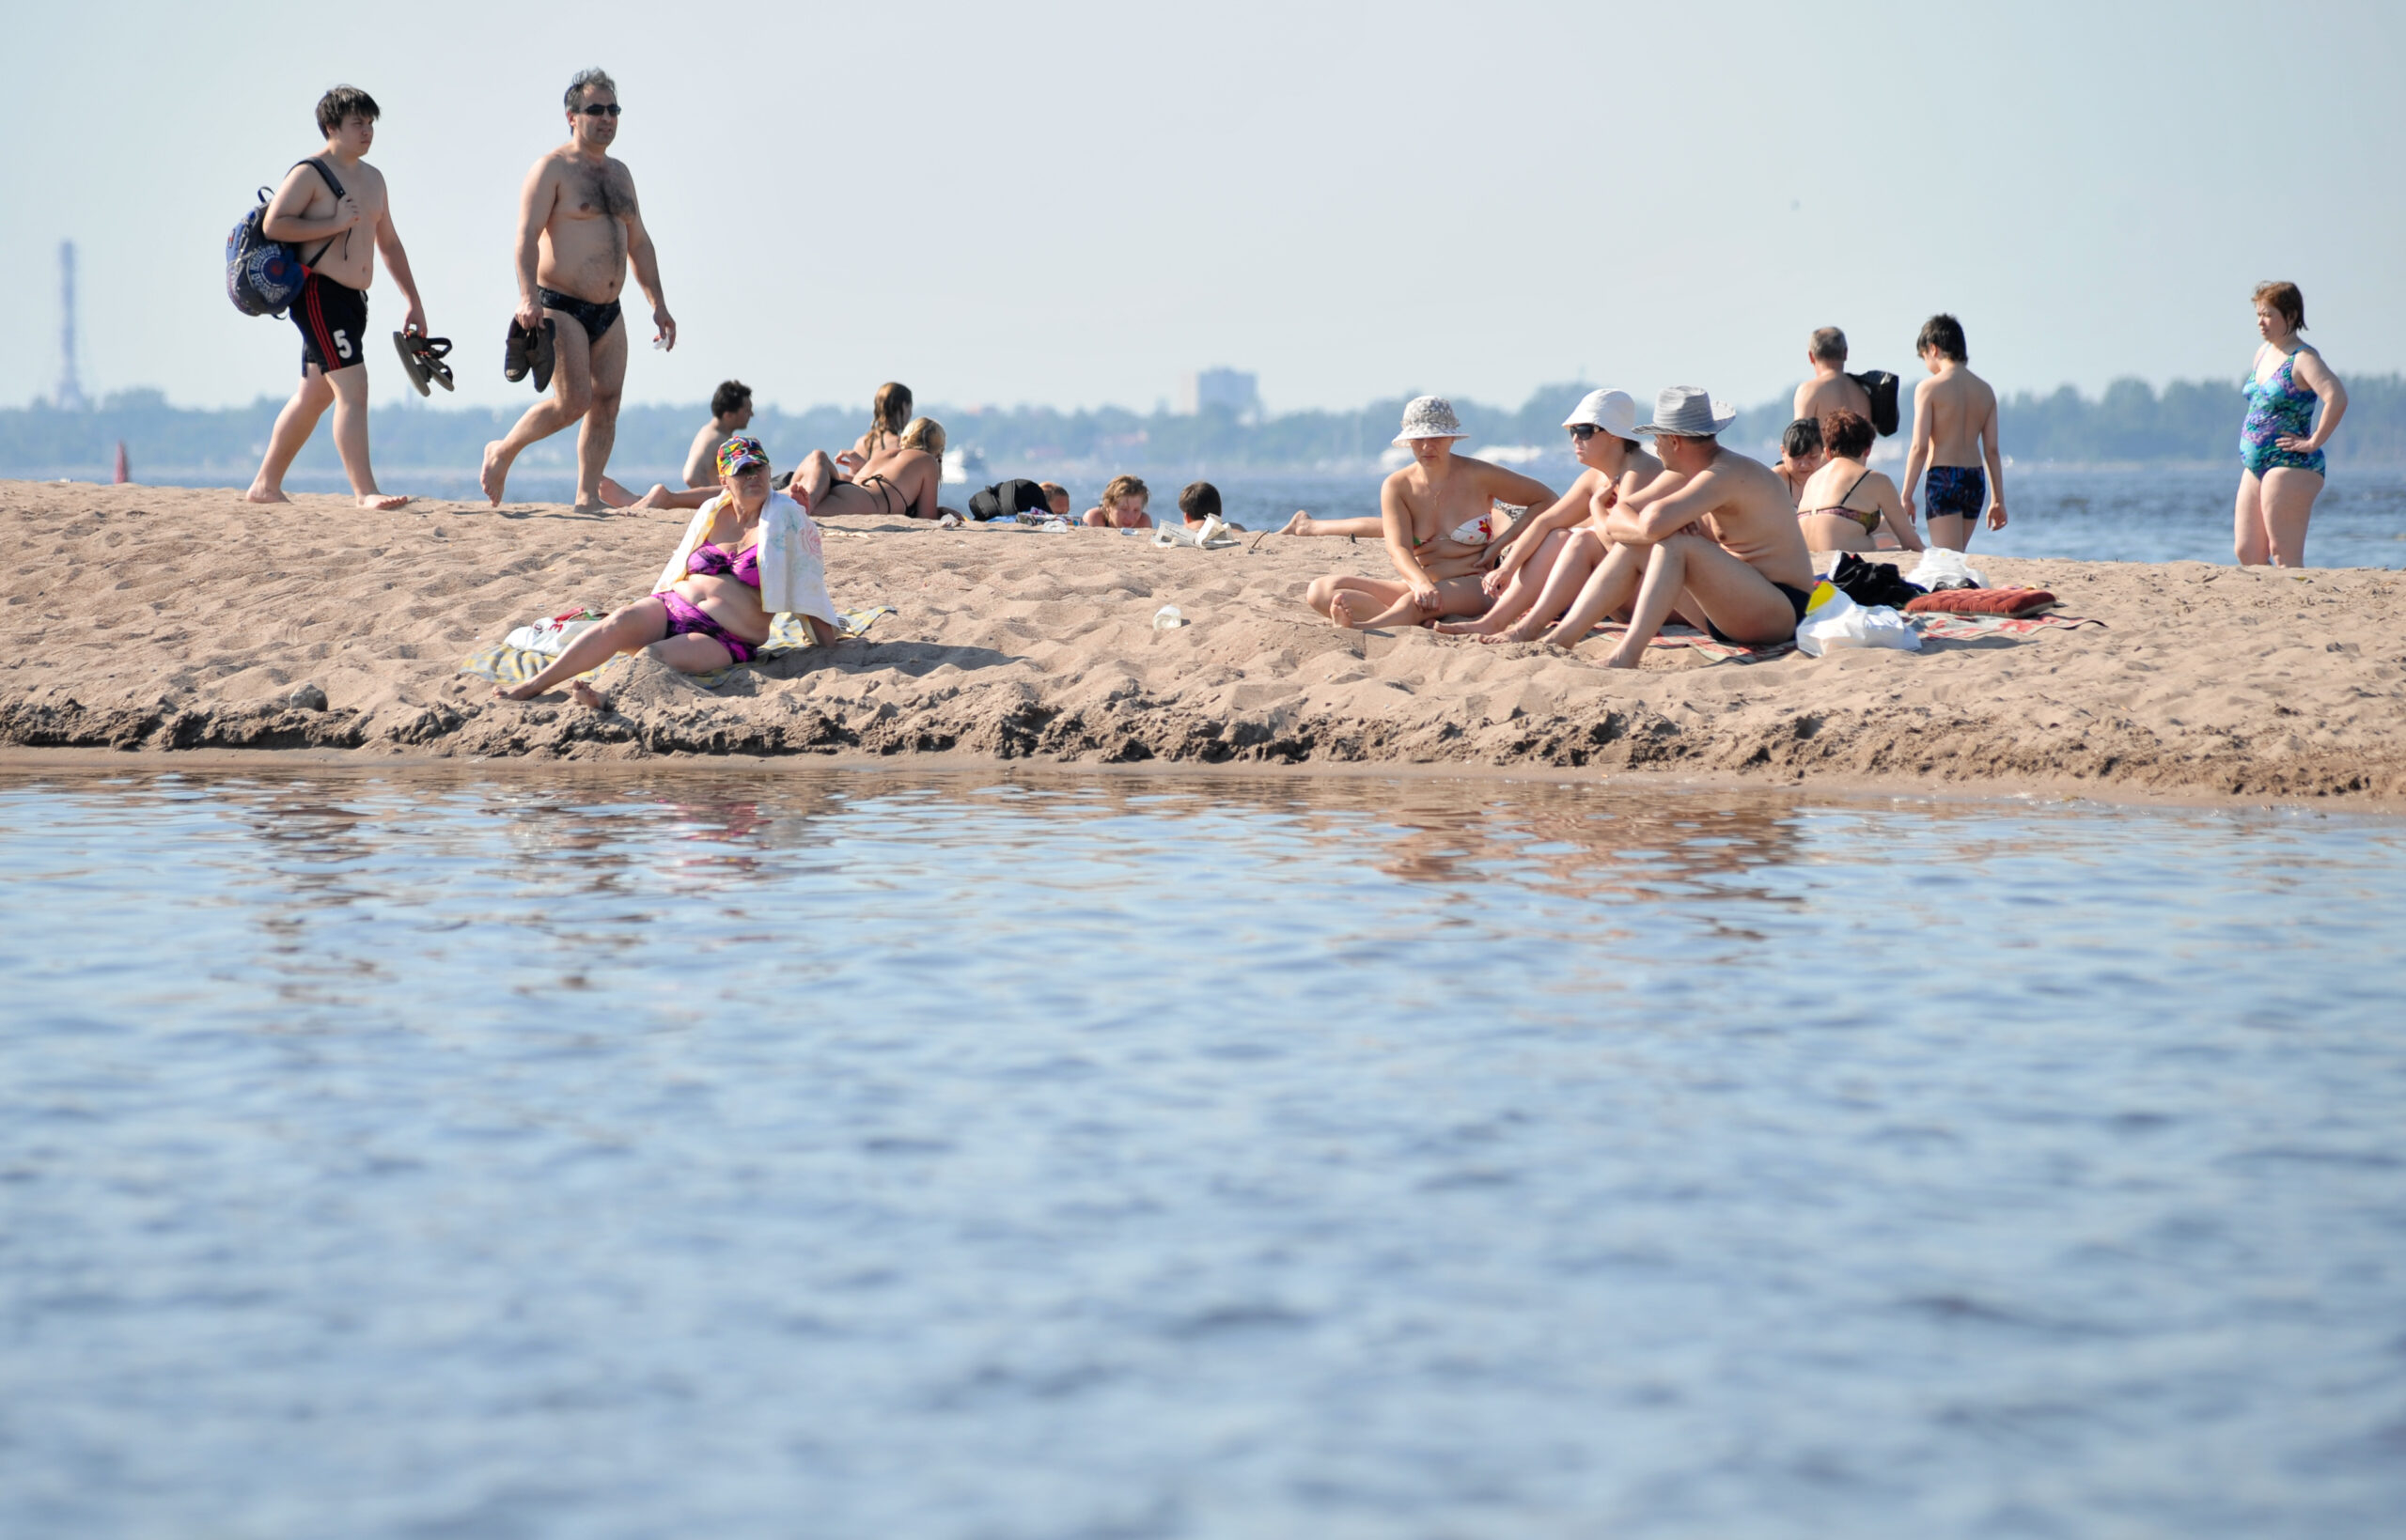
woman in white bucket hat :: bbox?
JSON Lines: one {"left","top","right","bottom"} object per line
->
{"left": 1532, "top": 385, "right": 1820, "bottom": 664}
{"left": 1302, "top": 397, "right": 1560, "bottom": 630}
{"left": 1434, "top": 388, "right": 1664, "bottom": 642}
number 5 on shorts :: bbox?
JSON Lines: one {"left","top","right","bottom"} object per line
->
{"left": 333, "top": 329, "right": 353, "bottom": 361}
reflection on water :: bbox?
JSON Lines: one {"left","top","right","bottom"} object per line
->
{"left": 4, "top": 767, "right": 2404, "bottom": 1539}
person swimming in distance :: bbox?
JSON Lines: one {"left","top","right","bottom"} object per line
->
{"left": 1435, "top": 389, "right": 1664, "bottom": 642}
{"left": 1773, "top": 417, "right": 1824, "bottom": 506}
{"left": 836, "top": 381, "right": 913, "bottom": 476}
{"left": 792, "top": 417, "right": 945, "bottom": 520}
{"left": 1536, "top": 386, "right": 1817, "bottom": 664}
{"left": 1796, "top": 409, "right": 1922, "bottom": 555}
{"left": 492, "top": 435, "right": 838, "bottom": 708}
{"left": 2234, "top": 280, "right": 2348, "bottom": 567}
{"left": 1086, "top": 474, "right": 1155, "bottom": 529}
{"left": 1303, "top": 397, "right": 1557, "bottom": 630}
{"left": 1900, "top": 314, "right": 2006, "bottom": 550}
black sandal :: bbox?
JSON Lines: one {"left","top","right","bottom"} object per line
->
{"left": 392, "top": 332, "right": 454, "bottom": 396}
{"left": 504, "top": 318, "right": 557, "bottom": 393}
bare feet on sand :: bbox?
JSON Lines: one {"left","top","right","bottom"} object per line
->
{"left": 1474, "top": 615, "right": 1552, "bottom": 645}
{"left": 493, "top": 679, "right": 541, "bottom": 701}
{"left": 479, "top": 441, "right": 512, "bottom": 506}
{"left": 1279, "top": 510, "right": 1317, "bottom": 537}
{"left": 241, "top": 484, "right": 291, "bottom": 505}
{"left": 1328, "top": 591, "right": 1367, "bottom": 630}
{"left": 568, "top": 680, "right": 608, "bottom": 710}
{"left": 1433, "top": 614, "right": 1508, "bottom": 638}
{"left": 570, "top": 499, "right": 610, "bottom": 516}
{"left": 358, "top": 492, "right": 411, "bottom": 511}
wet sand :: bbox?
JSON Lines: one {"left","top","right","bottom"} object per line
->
{"left": 6, "top": 480, "right": 2402, "bottom": 802}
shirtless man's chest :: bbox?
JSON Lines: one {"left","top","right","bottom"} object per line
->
{"left": 539, "top": 154, "right": 634, "bottom": 301}
{"left": 296, "top": 163, "right": 386, "bottom": 289}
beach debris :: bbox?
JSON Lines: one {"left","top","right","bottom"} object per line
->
{"left": 288, "top": 682, "right": 329, "bottom": 711}
{"left": 1153, "top": 605, "right": 1188, "bottom": 630}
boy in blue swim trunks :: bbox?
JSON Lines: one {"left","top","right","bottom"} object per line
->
{"left": 1901, "top": 314, "right": 2007, "bottom": 552}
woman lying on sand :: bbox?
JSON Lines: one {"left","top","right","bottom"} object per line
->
{"left": 790, "top": 417, "right": 946, "bottom": 520}
{"left": 494, "top": 436, "right": 838, "bottom": 708}
{"left": 1794, "top": 410, "right": 1921, "bottom": 555}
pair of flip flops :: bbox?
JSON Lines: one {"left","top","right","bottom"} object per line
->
{"left": 504, "top": 317, "right": 557, "bottom": 393}
{"left": 392, "top": 331, "right": 455, "bottom": 396}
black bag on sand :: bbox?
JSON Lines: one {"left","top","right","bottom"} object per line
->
{"left": 1829, "top": 552, "right": 1926, "bottom": 609}
{"left": 1849, "top": 370, "right": 1901, "bottom": 436}
{"left": 968, "top": 478, "right": 1053, "bottom": 521}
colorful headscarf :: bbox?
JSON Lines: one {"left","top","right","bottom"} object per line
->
{"left": 717, "top": 434, "right": 770, "bottom": 478}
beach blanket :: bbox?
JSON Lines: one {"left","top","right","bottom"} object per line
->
{"left": 1908, "top": 611, "right": 2104, "bottom": 642}
{"left": 1582, "top": 622, "right": 1797, "bottom": 664}
{"left": 459, "top": 605, "right": 898, "bottom": 689}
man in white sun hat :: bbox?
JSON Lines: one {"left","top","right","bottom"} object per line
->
{"left": 1303, "top": 396, "right": 1558, "bottom": 630}
{"left": 1435, "top": 387, "right": 1664, "bottom": 642}
{"left": 1536, "top": 385, "right": 1818, "bottom": 665}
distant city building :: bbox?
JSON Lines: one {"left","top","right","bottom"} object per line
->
{"left": 55, "top": 241, "right": 87, "bottom": 412}
{"left": 1176, "top": 367, "right": 1258, "bottom": 418}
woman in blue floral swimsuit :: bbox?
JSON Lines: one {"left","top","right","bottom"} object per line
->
{"left": 2236, "top": 281, "right": 2349, "bottom": 568}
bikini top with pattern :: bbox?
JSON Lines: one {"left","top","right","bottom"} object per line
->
{"left": 684, "top": 540, "right": 761, "bottom": 589}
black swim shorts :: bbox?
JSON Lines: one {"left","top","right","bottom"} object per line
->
{"left": 1924, "top": 465, "right": 1988, "bottom": 521}
{"left": 291, "top": 272, "right": 368, "bottom": 375}
{"left": 1706, "top": 581, "right": 1814, "bottom": 646}
{"left": 538, "top": 285, "right": 624, "bottom": 343}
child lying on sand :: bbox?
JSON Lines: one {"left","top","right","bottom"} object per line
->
{"left": 492, "top": 435, "right": 839, "bottom": 708}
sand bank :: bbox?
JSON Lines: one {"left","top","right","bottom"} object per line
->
{"left": 5, "top": 480, "right": 2402, "bottom": 802}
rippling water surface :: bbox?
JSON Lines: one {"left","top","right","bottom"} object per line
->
{"left": 4, "top": 769, "right": 2403, "bottom": 1538}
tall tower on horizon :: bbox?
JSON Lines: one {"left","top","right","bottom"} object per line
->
{"left": 55, "top": 241, "right": 88, "bottom": 412}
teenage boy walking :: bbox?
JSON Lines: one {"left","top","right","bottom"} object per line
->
{"left": 243, "top": 85, "right": 429, "bottom": 508}
{"left": 1901, "top": 314, "right": 2007, "bottom": 550}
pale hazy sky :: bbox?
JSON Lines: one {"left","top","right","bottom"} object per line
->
{"left": 5, "top": 0, "right": 2400, "bottom": 416}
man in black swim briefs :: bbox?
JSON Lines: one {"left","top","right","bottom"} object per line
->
{"left": 243, "top": 85, "right": 430, "bottom": 511}
{"left": 479, "top": 68, "right": 677, "bottom": 514}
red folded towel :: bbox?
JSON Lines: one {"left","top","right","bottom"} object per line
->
{"left": 1904, "top": 587, "right": 2056, "bottom": 616}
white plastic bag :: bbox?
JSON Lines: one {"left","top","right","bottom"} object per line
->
{"left": 1794, "top": 585, "right": 1921, "bottom": 658}
{"left": 1907, "top": 548, "right": 1986, "bottom": 590}
{"left": 503, "top": 614, "right": 604, "bottom": 655}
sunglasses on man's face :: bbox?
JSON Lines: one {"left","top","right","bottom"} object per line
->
{"left": 1569, "top": 424, "right": 1601, "bottom": 442}
{"left": 578, "top": 102, "right": 623, "bottom": 117}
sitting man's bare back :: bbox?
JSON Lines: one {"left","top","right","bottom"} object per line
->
{"left": 1537, "top": 387, "right": 1817, "bottom": 666}
{"left": 480, "top": 69, "right": 676, "bottom": 514}
{"left": 1303, "top": 397, "right": 1555, "bottom": 630}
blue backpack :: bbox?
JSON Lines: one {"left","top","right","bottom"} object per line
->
{"left": 226, "top": 159, "right": 344, "bottom": 318}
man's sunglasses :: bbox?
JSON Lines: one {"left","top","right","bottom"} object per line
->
{"left": 577, "top": 102, "right": 623, "bottom": 117}
{"left": 1569, "top": 424, "right": 1602, "bottom": 441}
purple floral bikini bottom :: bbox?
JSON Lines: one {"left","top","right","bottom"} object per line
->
{"left": 656, "top": 590, "right": 756, "bottom": 664}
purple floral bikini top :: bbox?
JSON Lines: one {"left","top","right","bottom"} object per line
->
{"left": 685, "top": 540, "right": 761, "bottom": 589}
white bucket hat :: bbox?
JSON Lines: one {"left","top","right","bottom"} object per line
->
{"left": 1393, "top": 396, "right": 1466, "bottom": 443}
{"left": 1561, "top": 388, "right": 1640, "bottom": 439}
{"left": 1633, "top": 384, "right": 1738, "bottom": 438}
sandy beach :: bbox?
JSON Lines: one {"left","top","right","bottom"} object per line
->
{"left": 5, "top": 478, "right": 2401, "bottom": 801}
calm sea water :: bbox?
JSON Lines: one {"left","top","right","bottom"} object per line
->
{"left": 4, "top": 769, "right": 2403, "bottom": 1538}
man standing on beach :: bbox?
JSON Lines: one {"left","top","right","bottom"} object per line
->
{"left": 243, "top": 86, "right": 430, "bottom": 510}
{"left": 480, "top": 69, "right": 676, "bottom": 512}
{"left": 1900, "top": 314, "right": 2006, "bottom": 550}
{"left": 1791, "top": 327, "right": 1872, "bottom": 428}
